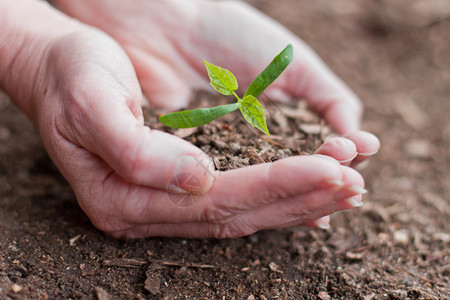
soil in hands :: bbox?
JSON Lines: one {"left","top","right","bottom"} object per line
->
{"left": 143, "top": 92, "right": 329, "bottom": 171}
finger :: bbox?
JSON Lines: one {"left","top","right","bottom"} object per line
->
{"left": 224, "top": 166, "right": 365, "bottom": 232}
{"left": 126, "top": 46, "right": 192, "bottom": 110}
{"left": 284, "top": 42, "right": 363, "bottom": 135}
{"left": 108, "top": 191, "right": 360, "bottom": 238}
{"left": 99, "top": 155, "right": 345, "bottom": 228}
{"left": 189, "top": 1, "right": 362, "bottom": 135}
{"left": 202, "top": 155, "right": 346, "bottom": 222}
{"left": 270, "top": 192, "right": 364, "bottom": 230}
{"left": 269, "top": 194, "right": 363, "bottom": 231}
{"left": 235, "top": 189, "right": 338, "bottom": 233}
{"left": 314, "top": 137, "right": 357, "bottom": 165}
{"left": 333, "top": 165, "right": 366, "bottom": 201}
{"left": 106, "top": 175, "right": 364, "bottom": 239}
{"left": 306, "top": 215, "right": 331, "bottom": 229}
{"left": 62, "top": 81, "right": 215, "bottom": 194}
{"left": 45, "top": 31, "right": 216, "bottom": 193}
{"left": 107, "top": 193, "right": 362, "bottom": 238}
{"left": 344, "top": 131, "right": 380, "bottom": 165}
{"left": 276, "top": 195, "right": 363, "bottom": 230}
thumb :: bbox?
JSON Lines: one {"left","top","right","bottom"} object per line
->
{"left": 66, "top": 90, "right": 215, "bottom": 194}
{"left": 286, "top": 41, "right": 363, "bottom": 135}
{"left": 104, "top": 123, "right": 216, "bottom": 194}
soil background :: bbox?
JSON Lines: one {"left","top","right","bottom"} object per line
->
{"left": 1, "top": 1, "right": 449, "bottom": 299}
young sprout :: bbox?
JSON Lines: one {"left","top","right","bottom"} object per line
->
{"left": 159, "top": 44, "right": 293, "bottom": 136}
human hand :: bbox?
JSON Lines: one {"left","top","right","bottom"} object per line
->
{"left": 36, "top": 29, "right": 371, "bottom": 238}
{"left": 2, "top": 0, "right": 379, "bottom": 238}
{"left": 52, "top": 0, "right": 380, "bottom": 162}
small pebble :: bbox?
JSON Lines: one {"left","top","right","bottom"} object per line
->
{"left": 393, "top": 229, "right": 410, "bottom": 245}
{"left": 11, "top": 284, "right": 23, "bottom": 293}
{"left": 318, "top": 291, "right": 331, "bottom": 300}
{"left": 299, "top": 123, "right": 322, "bottom": 135}
{"left": 404, "top": 139, "right": 433, "bottom": 159}
{"left": 282, "top": 148, "right": 292, "bottom": 156}
{"left": 212, "top": 140, "right": 228, "bottom": 150}
{"left": 388, "top": 289, "right": 407, "bottom": 299}
{"left": 432, "top": 232, "right": 450, "bottom": 243}
{"left": 243, "top": 147, "right": 264, "bottom": 164}
{"left": 345, "top": 251, "right": 364, "bottom": 261}
{"left": 196, "top": 135, "right": 211, "bottom": 146}
{"left": 276, "top": 149, "right": 288, "bottom": 159}
{"left": 268, "top": 262, "right": 282, "bottom": 273}
{"left": 229, "top": 142, "right": 241, "bottom": 153}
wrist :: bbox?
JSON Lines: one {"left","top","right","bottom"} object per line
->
{"left": 0, "top": 0, "right": 79, "bottom": 123}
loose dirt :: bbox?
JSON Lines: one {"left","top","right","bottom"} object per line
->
{"left": 144, "top": 92, "right": 329, "bottom": 171}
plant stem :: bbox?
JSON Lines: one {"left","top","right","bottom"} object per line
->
{"left": 232, "top": 91, "right": 241, "bottom": 103}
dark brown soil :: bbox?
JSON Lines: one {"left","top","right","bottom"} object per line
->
{"left": 144, "top": 92, "right": 329, "bottom": 171}
{"left": 1, "top": 1, "right": 449, "bottom": 299}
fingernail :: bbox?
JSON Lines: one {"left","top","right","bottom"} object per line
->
{"left": 168, "top": 154, "right": 214, "bottom": 194}
{"left": 321, "top": 179, "right": 344, "bottom": 191}
{"left": 357, "top": 150, "right": 379, "bottom": 157}
{"left": 312, "top": 154, "right": 341, "bottom": 166}
{"left": 315, "top": 216, "right": 331, "bottom": 229}
{"left": 338, "top": 152, "right": 358, "bottom": 164}
{"left": 174, "top": 155, "right": 198, "bottom": 173}
{"left": 345, "top": 185, "right": 367, "bottom": 195}
{"left": 167, "top": 172, "right": 202, "bottom": 194}
{"left": 345, "top": 196, "right": 363, "bottom": 208}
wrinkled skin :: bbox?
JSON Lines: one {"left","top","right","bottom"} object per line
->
{"left": 2, "top": 0, "right": 379, "bottom": 238}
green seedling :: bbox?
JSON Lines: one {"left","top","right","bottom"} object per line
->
{"left": 159, "top": 44, "right": 293, "bottom": 136}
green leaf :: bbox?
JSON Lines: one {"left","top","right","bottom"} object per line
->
{"left": 159, "top": 103, "right": 239, "bottom": 129}
{"left": 204, "top": 60, "right": 238, "bottom": 96}
{"left": 238, "top": 95, "right": 270, "bottom": 136}
{"left": 244, "top": 44, "right": 293, "bottom": 98}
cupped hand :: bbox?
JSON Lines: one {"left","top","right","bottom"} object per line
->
{"left": 19, "top": 23, "right": 373, "bottom": 238}
{"left": 6, "top": 0, "right": 382, "bottom": 238}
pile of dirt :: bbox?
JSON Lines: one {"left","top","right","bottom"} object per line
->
{"left": 144, "top": 92, "right": 329, "bottom": 171}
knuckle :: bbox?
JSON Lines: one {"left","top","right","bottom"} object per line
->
{"left": 303, "top": 192, "right": 334, "bottom": 212}
{"left": 202, "top": 203, "right": 236, "bottom": 224}
{"left": 285, "top": 207, "right": 312, "bottom": 221}
{"left": 117, "top": 143, "right": 146, "bottom": 183}
{"left": 209, "top": 222, "right": 253, "bottom": 239}
{"left": 326, "top": 137, "right": 353, "bottom": 149}
{"left": 208, "top": 224, "right": 228, "bottom": 239}
{"left": 84, "top": 206, "right": 119, "bottom": 233}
